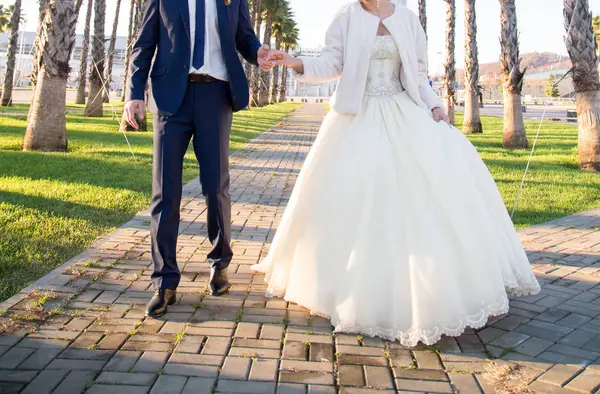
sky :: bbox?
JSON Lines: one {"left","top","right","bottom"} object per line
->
{"left": 3, "top": 0, "right": 600, "bottom": 74}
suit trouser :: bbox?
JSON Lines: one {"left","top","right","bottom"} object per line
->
{"left": 150, "top": 80, "right": 234, "bottom": 290}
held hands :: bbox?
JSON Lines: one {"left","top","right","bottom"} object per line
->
{"left": 257, "top": 46, "right": 304, "bottom": 74}
{"left": 432, "top": 107, "right": 450, "bottom": 124}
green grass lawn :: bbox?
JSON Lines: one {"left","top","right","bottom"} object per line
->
{"left": 0, "top": 101, "right": 300, "bottom": 302}
{"left": 453, "top": 113, "right": 599, "bottom": 229}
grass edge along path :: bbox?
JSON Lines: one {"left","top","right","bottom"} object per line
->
{"left": 0, "top": 102, "right": 301, "bottom": 302}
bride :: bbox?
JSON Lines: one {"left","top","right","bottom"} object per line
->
{"left": 251, "top": 0, "right": 540, "bottom": 347}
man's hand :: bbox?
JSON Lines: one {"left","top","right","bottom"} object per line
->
{"left": 257, "top": 44, "right": 274, "bottom": 72}
{"left": 123, "top": 100, "right": 146, "bottom": 130}
{"left": 432, "top": 107, "right": 450, "bottom": 124}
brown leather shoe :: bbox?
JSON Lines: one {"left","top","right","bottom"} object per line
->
{"left": 145, "top": 288, "right": 177, "bottom": 318}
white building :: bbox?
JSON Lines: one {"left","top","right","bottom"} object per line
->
{"left": 288, "top": 47, "right": 337, "bottom": 98}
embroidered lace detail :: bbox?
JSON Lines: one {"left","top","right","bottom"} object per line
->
{"left": 263, "top": 270, "right": 541, "bottom": 348}
{"left": 365, "top": 36, "right": 405, "bottom": 97}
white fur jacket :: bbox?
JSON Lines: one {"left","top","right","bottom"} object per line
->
{"left": 293, "top": 0, "right": 444, "bottom": 115}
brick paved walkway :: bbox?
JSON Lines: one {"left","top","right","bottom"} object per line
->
{"left": 1, "top": 103, "right": 600, "bottom": 393}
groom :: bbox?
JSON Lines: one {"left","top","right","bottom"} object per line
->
{"left": 123, "top": 0, "right": 272, "bottom": 317}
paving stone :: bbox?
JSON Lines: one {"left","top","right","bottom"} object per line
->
{"left": 220, "top": 356, "right": 251, "bottom": 380}
{"left": 132, "top": 351, "right": 169, "bottom": 373}
{"left": 98, "top": 333, "right": 128, "bottom": 350}
{"left": 491, "top": 314, "right": 530, "bottom": 330}
{"left": 104, "top": 350, "right": 142, "bottom": 372}
{"left": 538, "top": 364, "right": 585, "bottom": 386}
{"left": 559, "top": 329, "right": 598, "bottom": 347}
{"left": 309, "top": 343, "right": 333, "bottom": 362}
{"left": 46, "top": 358, "right": 106, "bottom": 371}
{"left": 529, "top": 380, "right": 582, "bottom": 393}
{"left": 449, "top": 372, "right": 483, "bottom": 394}
{"left": 514, "top": 337, "right": 554, "bottom": 357}
{"left": 59, "top": 348, "right": 114, "bottom": 361}
{"left": 201, "top": 337, "right": 231, "bottom": 355}
{"left": 283, "top": 341, "right": 308, "bottom": 360}
{"left": 394, "top": 378, "right": 453, "bottom": 393}
{"left": 276, "top": 383, "right": 306, "bottom": 394}
{"left": 0, "top": 346, "right": 36, "bottom": 368}
{"left": 534, "top": 308, "right": 571, "bottom": 323}
{"left": 337, "top": 354, "right": 388, "bottom": 367}
{"left": 21, "top": 369, "right": 69, "bottom": 394}
{"left": 52, "top": 370, "right": 97, "bottom": 394}
{"left": 489, "top": 331, "right": 531, "bottom": 348}
{"left": 216, "top": 379, "right": 276, "bottom": 393}
{"left": 413, "top": 351, "right": 443, "bottom": 370}
{"left": 392, "top": 368, "right": 448, "bottom": 381}
{"left": 0, "top": 369, "right": 38, "bottom": 383}
{"left": 565, "top": 368, "right": 600, "bottom": 393}
{"left": 235, "top": 322, "right": 260, "bottom": 339}
{"left": 364, "top": 365, "right": 394, "bottom": 389}
{"left": 280, "top": 360, "right": 334, "bottom": 373}
{"left": 162, "top": 363, "right": 220, "bottom": 377}
{"left": 338, "top": 365, "right": 364, "bottom": 386}
{"left": 307, "top": 386, "right": 336, "bottom": 394}
{"left": 260, "top": 325, "right": 285, "bottom": 340}
{"left": 149, "top": 375, "right": 187, "bottom": 394}
{"left": 249, "top": 358, "right": 279, "bottom": 381}
{"left": 86, "top": 384, "right": 151, "bottom": 394}
{"left": 96, "top": 371, "right": 156, "bottom": 386}
{"left": 279, "top": 370, "right": 334, "bottom": 385}
{"left": 181, "top": 377, "right": 216, "bottom": 394}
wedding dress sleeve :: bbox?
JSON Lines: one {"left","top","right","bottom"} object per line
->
{"left": 413, "top": 16, "right": 445, "bottom": 111}
{"left": 292, "top": 15, "right": 344, "bottom": 83}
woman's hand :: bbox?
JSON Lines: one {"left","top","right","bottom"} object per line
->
{"left": 267, "top": 50, "right": 304, "bottom": 74}
{"left": 432, "top": 107, "right": 450, "bottom": 123}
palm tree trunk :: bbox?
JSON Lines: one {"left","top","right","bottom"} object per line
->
{"left": 30, "top": 0, "right": 48, "bottom": 90}
{"left": 418, "top": 0, "right": 427, "bottom": 39}
{"left": 258, "top": 12, "right": 272, "bottom": 106}
{"left": 103, "top": 0, "right": 122, "bottom": 103}
{"left": 500, "top": 0, "right": 527, "bottom": 149}
{"left": 269, "top": 32, "right": 282, "bottom": 104}
{"left": 443, "top": 0, "right": 455, "bottom": 125}
{"left": 75, "top": 0, "right": 93, "bottom": 104}
{"left": 244, "top": 0, "right": 256, "bottom": 81}
{"left": 120, "top": 0, "right": 136, "bottom": 102}
{"left": 564, "top": 0, "right": 600, "bottom": 171}
{"left": 250, "top": 0, "right": 263, "bottom": 107}
{"left": 462, "top": 0, "right": 483, "bottom": 134}
{"left": 24, "top": 0, "right": 79, "bottom": 152}
{"left": 85, "top": 0, "right": 106, "bottom": 117}
{"left": 1, "top": 0, "right": 22, "bottom": 106}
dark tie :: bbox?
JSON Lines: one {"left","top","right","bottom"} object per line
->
{"left": 192, "top": 0, "right": 205, "bottom": 69}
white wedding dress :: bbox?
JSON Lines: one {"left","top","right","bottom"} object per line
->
{"left": 252, "top": 35, "right": 540, "bottom": 347}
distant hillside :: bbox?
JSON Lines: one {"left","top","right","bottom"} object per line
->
{"left": 448, "top": 52, "right": 572, "bottom": 81}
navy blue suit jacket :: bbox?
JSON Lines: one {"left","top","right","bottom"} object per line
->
{"left": 126, "top": 0, "right": 262, "bottom": 114}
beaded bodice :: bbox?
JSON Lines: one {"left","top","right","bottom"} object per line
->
{"left": 364, "top": 35, "right": 404, "bottom": 97}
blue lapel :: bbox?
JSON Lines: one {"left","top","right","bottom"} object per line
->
{"left": 179, "top": 0, "right": 191, "bottom": 44}
{"left": 215, "top": 0, "right": 231, "bottom": 40}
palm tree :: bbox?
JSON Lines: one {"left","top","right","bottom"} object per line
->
{"left": 564, "top": 0, "right": 600, "bottom": 171}
{"left": 0, "top": 6, "right": 11, "bottom": 32}
{"left": 278, "top": 24, "right": 298, "bottom": 102}
{"left": 85, "top": 0, "right": 106, "bottom": 117}
{"left": 120, "top": 0, "right": 137, "bottom": 102}
{"left": 1, "top": 0, "right": 22, "bottom": 106}
{"left": 29, "top": 0, "right": 48, "bottom": 90}
{"left": 463, "top": 0, "right": 483, "bottom": 134}
{"left": 244, "top": 0, "right": 256, "bottom": 81}
{"left": 269, "top": 1, "right": 292, "bottom": 104}
{"left": 257, "top": 0, "right": 287, "bottom": 106}
{"left": 418, "top": 0, "right": 427, "bottom": 39}
{"left": 593, "top": 15, "right": 600, "bottom": 45}
{"left": 23, "top": 0, "right": 81, "bottom": 151}
{"left": 104, "top": 0, "right": 123, "bottom": 102}
{"left": 443, "top": 0, "right": 456, "bottom": 125}
{"left": 499, "top": 0, "right": 527, "bottom": 149}
{"left": 250, "top": 0, "right": 263, "bottom": 106}
{"left": 75, "top": 0, "right": 93, "bottom": 104}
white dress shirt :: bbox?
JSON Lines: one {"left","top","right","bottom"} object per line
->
{"left": 189, "top": 0, "right": 229, "bottom": 81}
